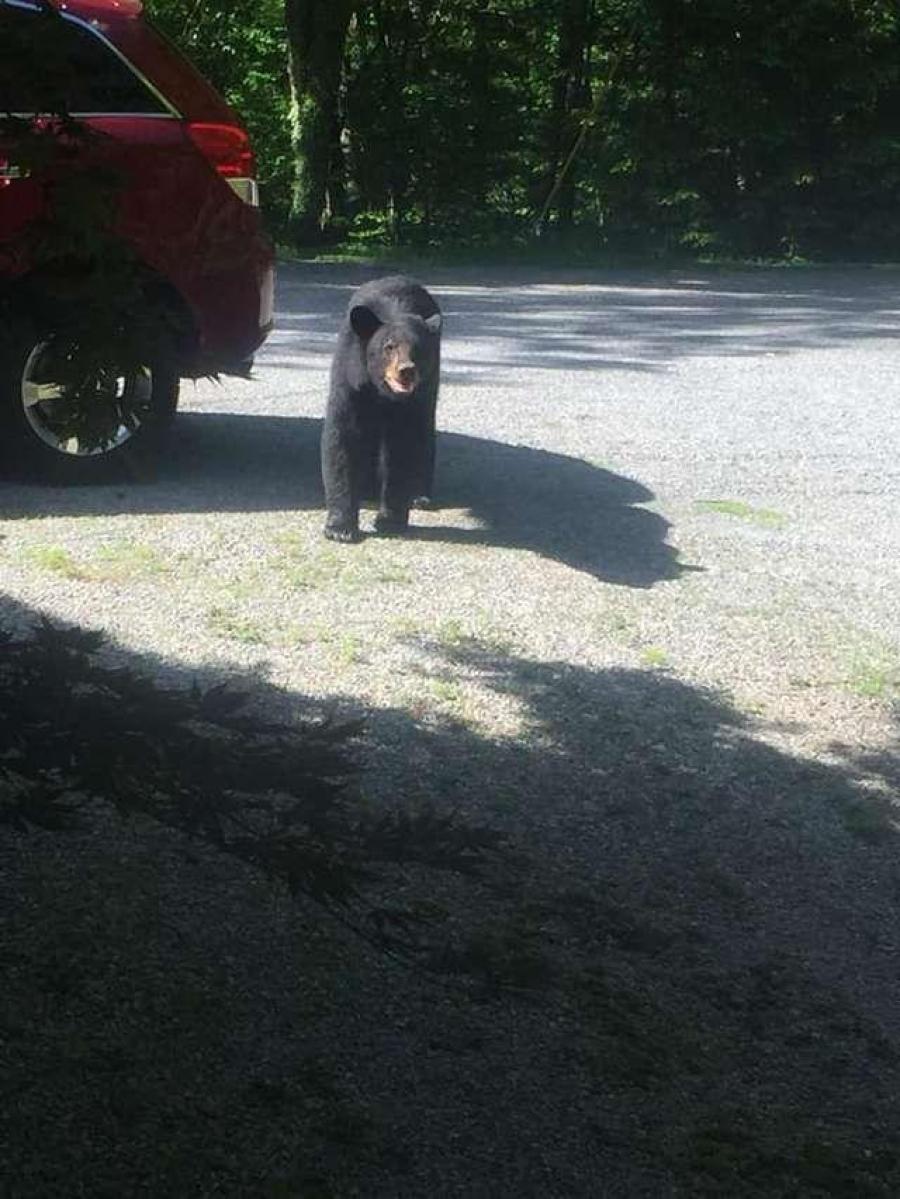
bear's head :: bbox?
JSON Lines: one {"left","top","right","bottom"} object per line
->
{"left": 350, "top": 305, "right": 441, "bottom": 400}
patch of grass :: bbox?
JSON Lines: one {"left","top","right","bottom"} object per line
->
{"left": 571, "top": 967, "right": 690, "bottom": 1086}
{"left": 434, "top": 619, "right": 515, "bottom": 656}
{"left": 676, "top": 1115, "right": 761, "bottom": 1180}
{"left": 846, "top": 659, "right": 899, "bottom": 700}
{"left": 404, "top": 693, "right": 431, "bottom": 722}
{"left": 426, "top": 918, "right": 555, "bottom": 994}
{"left": 371, "top": 564, "right": 414, "bottom": 585}
{"left": 273, "top": 535, "right": 413, "bottom": 592}
{"left": 698, "top": 866, "right": 751, "bottom": 914}
{"left": 430, "top": 679, "right": 463, "bottom": 706}
{"left": 543, "top": 888, "right": 677, "bottom": 957}
{"left": 206, "top": 605, "right": 268, "bottom": 645}
{"left": 478, "top": 629, "right": 516, "bottom": 655}
{"left": 436, "top": 619, "right": 468, "bottom": 647}
{"left": 694, "top": 499, "right": 785, "bottom": 528}
{"left": 672, "top": 1116, "right": 899, "bottom": 1195}
{"left": 277, "top": 623, "right": 373, "bottom": 658}
{"left": 599, "top": 610, "right": 631, "bottom": 636}
{"left": 218, "top": 574, "right": 264, "bottom": 604}
{"left": 641, "top": 646, "right": 670, "bottom": 669}
{"left": 283, "top": 232, "right": 832, "bottom": 272}
{"left": 838, "top": 797, "right": 895, "bottom": 844}
{"left": 90, "top": 541, "right": 169, "bottom": 582}
{"left": 830, "top": 630, "right": 900, "bottom": 703}
{"left": 25, "top": 545, "right": 87, "bottom": 579}
{"left": 277, "top": 547, "right": 348, "bottom": 591}
{"left": 391, "top": 616, "right": 422, "bottom": 637}
{"left": 335, "top": 634, "right": 364, "bottom": 666}
{"left": 281, "top": 623, "right": 323, "bottom": 648}
{"left": 23, "top": 541, "right": 170, "bottom": 583}
{"left": 395, "top": 617, "right": 514, "bottom": 657}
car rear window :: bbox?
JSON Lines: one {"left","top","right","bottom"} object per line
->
{"left": 0, "top": 4, "right": 170, "bottom": 115}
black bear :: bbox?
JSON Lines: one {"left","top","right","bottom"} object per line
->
{"left": 321, "top": 275, "right": 442, "bottom": 542}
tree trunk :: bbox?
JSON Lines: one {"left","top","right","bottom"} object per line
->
{"left": 284, "top": 0, "right": 354, "bottom": 242}
{"left": 539, "top": 0, "right": 593, "bottom": 231}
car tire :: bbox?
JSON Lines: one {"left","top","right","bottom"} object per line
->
{"left": 0, "top": 315, "right": 179, "bottom": 483}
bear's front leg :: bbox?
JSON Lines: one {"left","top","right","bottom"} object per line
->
{"left": 321, "top": 405, "right": 363, "bottom": 543}
{"left": 373, "top": 409, "right": 420, "bottom": 535}
{"left": 324, "top": 514, "right": 361, "bottom": 543}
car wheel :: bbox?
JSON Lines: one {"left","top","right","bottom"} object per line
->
{"left": 0, "top": 320, "right": 179, "bottom": 482}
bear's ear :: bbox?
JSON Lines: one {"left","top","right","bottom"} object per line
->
{"left": 425, "top": 313, "right": 442, "bottom": 334}
{"left": 350, "top": 305, "right": 383, "bottom": 341}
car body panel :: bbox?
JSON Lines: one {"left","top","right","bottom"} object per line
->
{"left": 0, "top": 0, "right": 274, "bottom": 374}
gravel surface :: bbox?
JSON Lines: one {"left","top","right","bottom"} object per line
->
{"left": 2, "top": 261, "right": 900, "bottom": 1196}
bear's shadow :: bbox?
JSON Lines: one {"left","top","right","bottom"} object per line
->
{"left": 1, "top": 412, "right": 694, "bottom": 588}
{"left": 419, "top": 430, "right": 689, "bottom": 587}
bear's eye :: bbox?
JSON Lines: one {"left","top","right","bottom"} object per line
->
{"left": 383, "top": 340, "right": 396, "bottom": 352}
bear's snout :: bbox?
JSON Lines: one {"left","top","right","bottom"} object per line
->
{"left": 385, "top": 360, "right": 419, "bottom": 395}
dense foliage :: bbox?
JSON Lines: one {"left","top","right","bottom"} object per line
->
{"left": 76, "top": 1, "right": 900, "bottom": 256}
{"left": 146, "top": 0, "right": 295, "bottom": 222}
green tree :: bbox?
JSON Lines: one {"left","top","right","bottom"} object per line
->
{"left": 140, "top": 0, "right": 900, "bottom": 257}
{"left": 583, "top": 0, "right": 900, "bottom": 256}
{"left": 283, "top": 0, "right": 355, "bottom": 239}
{"left": 147, "top": 0, "right": 293, "bottom": 227}
{"left": 344, "top": 0, "right": 546, "bottom": 243}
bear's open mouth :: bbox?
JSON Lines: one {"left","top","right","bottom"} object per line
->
{"left": 386, "top": 372, "right": 418, "bottom": 395}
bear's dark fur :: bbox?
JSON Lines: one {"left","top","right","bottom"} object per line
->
{"left": 321, "top": 275, "right": 442, "bottom": 542}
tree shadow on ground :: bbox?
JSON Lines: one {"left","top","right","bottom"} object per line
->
{"left": 2, "top": 592, "right": 899, "bottom": 1196}
{"left": 269, "top": 260, "right": 900, "bottom": 377}
{"left": 170, "top": 261, "right": 900, "bottom": 389}
{"left": 0, "top": 414, "right": 694, "bottom": 587}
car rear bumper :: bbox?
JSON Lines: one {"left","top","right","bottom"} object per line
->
{"left": 179, "top": 244, "right": 275, "bottom": 377}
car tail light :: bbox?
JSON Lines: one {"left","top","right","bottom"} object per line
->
{"left": 186, "top": 121, "right": 259, "bottom": 206}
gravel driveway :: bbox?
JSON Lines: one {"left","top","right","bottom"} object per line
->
{"left": 2, "top": 261, "right": 899, "bottom": 1196}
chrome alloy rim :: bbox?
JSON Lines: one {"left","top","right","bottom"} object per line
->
{"left": 20, "top": 341, "right": 153, "bottom": 457}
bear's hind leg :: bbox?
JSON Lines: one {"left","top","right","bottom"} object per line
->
{"left": 409, "top": 378, "right": 438, "bottom": 510}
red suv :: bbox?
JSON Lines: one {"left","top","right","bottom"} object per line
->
{"left": 0, "top": 0, "right": 274, "bottom": 479}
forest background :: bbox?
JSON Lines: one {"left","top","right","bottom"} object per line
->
{"left": 149, "top": 2, "right": 900, "bottom": 259}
